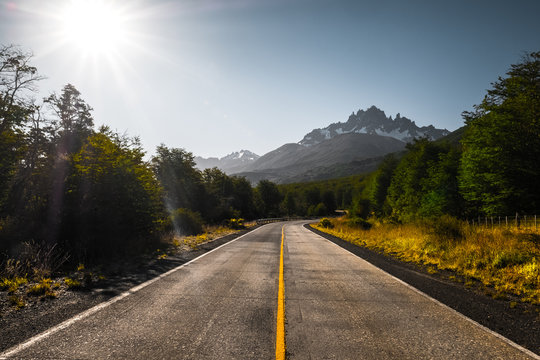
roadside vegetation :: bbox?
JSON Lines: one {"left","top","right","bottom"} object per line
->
{"left": 315, "top": 217, "right": 540, "bottom": 304}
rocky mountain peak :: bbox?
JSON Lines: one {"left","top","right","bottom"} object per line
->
{"left": 194, "top": 149, "right": 260, "bottom": 173}
{"left": 299, "top": 106, "right": 448, "bottom": 146}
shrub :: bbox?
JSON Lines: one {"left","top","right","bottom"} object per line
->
{"left": 424, "top": 215, "right": 464, "bottom": 245}
{"left": 346, "top": 217, "right": 372, "bottom": 230}
{"left": 170, "top": 208, "right": 204, "bottom": 236}
{"left": 0, "top": 276, "right": 28, "bottom": 293}
{"left": 9, "top": 294, "right": 25, "bottom": 309}
{"left": 64, "top": 277, "right": 82, "bottom": 289}
{"left": 492, "top": 251, "right": 531, "bottom": 269}
{"left": 319, "top": 218, "right": 334, "bottom": 229}
{"left": 27, "top": 278, "right": 53, "bottom": 296}
{"left": 227, "top": 218, "right": 246, "bottom": 230}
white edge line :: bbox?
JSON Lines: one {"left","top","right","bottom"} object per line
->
{"left": 304, "top": 224, "right": 540, "bottom": 360}
{"left": 0, "top": 225, "right": 267, "bottom": 359}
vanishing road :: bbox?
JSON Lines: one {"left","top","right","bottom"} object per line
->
{"left": 1, "top": 221, "right": 537, "bottom": 359}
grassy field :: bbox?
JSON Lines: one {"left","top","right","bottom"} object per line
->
{"left": 314, "top": 216, "right": 540, "bottom": 305}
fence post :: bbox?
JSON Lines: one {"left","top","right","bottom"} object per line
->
{"left": 506, "top": 215, "right": 508, "bottom": 227}
{"left": 515, "top": 212, "right": 519, "bottom": 228}
{"left": 525, "top": 215, "right": 527, "bottom": 229}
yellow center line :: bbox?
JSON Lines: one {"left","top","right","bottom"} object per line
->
{"left": 276, "top": 225, "right": 286, "bottom": 360}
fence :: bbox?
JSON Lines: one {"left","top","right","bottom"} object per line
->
{"left": 467, "top": 214, "right": 538, "bottom": 231}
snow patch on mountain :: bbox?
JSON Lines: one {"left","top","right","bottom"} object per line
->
{"left": 299, "top": 106, "right": 449, "bottom": 146}
{"left": 195, "top": 149, "right": 260, "bottom": 173}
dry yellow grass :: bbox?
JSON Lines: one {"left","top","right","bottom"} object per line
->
{"left": 171, "top": 223, "right": 253, "bottom": 251}
{"left": 314, "top": 217, "right": 540, "bottom": 304}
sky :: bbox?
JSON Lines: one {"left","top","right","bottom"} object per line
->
{"left": 1, "top": 0, "right": 540, "bottom": 158}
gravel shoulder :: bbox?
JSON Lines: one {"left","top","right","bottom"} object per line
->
{"left": 306, "top": 224, "right": 540, "bottom": 356}
{"left": 0, "top": 227, "right": 256, "bottom": 353}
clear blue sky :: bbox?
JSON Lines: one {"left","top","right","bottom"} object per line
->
{"left": 1, "top": 0, "right": 539, "bottom": 158}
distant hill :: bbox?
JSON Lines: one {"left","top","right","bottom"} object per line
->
{"left": 196, "top": 105, "right": 450, "bottom": 183}
{"left": 237, "top": 155, "right": 388, "bottom": 184}
{"left": 434, "top": 125, "right": 466, "bottom": 146}
{"left": 235, "top": 133, "right": 406, "bottom": 183}
{"left": 194, "top": 150, "right": 259, "bottom": 174}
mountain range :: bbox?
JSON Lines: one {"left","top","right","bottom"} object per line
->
{"left": 299, "top": 105, "right": 449, "bottom": 146}
{"left": 194, "top": 150, "right": 259, "bottom": 174}
{"left": 194, "top": 106, "right": 450, "bottom": 183}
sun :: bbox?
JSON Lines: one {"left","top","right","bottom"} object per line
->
{"left": 61, "top": 0, "right": 129, "bottom": 55}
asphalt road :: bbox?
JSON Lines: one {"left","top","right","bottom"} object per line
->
{"left": 1, "top": 221, "right": 537, "bottom": 359}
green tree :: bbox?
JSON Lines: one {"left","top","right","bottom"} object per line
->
{"left": 230, "top": 176, "right": 256, "bottom": 219}
{"left": 282, "top": 192, "right": 297, "bottom": 216}
{"left": 255, "top": 180, "right": 282, "bottom": 217}
{"left": 63, "top": 128, "right": 165, "bottom": 261}
{"left": 387, "top": 139, "right": 447, "bottom": 222}
{"left": 0, "top": 45, "right": 43, "bottom": 214}
{"left": 151, "top": 145, "right": 205, "bottom": 215}
{"left": 201, "top": 167, "right": 235, "bottom": 222}
{"left": 419, "top": 147, "right": 462, "bottom": 218}
{"left": 45, "top": 84, "right": 94, "bottom": 155}
{"left": 459, "top": 52, "right": 540, "bottom": 215}
{"left": 322, "top": 190, "right": 336, "bottom": 214}
{"left": 41, "top": 84, "right": 95, "bottom": 244}
{"left": 369, "top": 154, "right": 399, "bottom": 217}
{"left": 303, "top": 186, "right": 321, "bottom": 209}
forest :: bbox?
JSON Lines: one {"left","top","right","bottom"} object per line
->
{"left": 1, "top": 44, "right": 539, "bottom": 271}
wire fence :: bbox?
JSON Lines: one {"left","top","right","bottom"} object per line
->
{"left": 466, "top": 214, "right": 539, "bottom": 231}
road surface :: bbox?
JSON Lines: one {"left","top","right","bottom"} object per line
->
{"left": 1, "top": 221, "right": 537, "bottom": 359}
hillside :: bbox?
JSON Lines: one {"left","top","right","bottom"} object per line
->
{"left": 196, "top": 105, "right": 449, "bottom": 183}
{"left": 235, "top": 133, "right": 406, "bottom": 183}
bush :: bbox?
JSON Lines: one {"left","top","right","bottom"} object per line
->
{"left": 346, "top": 217, "right": 372, "bottom": 230}
{"left": 170, "top": 208, "right": 204, "bottom": 236}
{"left": 227, "top": 218, "right": 246, "bottom": 230}
{"left": 424, "top": 215, "right": 463, "bottom": 244}
{"left": 0, "top": 276, "right": 28, "bottom": 293}
{"left": 27, "top": 278, "right": 53, "bottom": 296}
{"left": 319, "top": 218, "right": 334, "bottom": 229}
{"left": 492, "top": 251, "right": 531, "bottom": 269}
